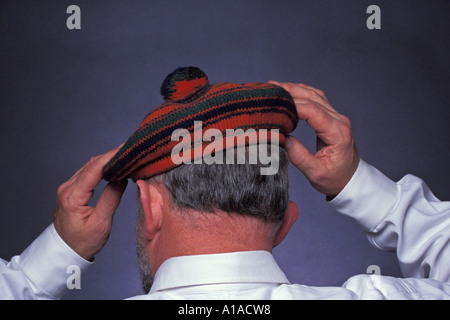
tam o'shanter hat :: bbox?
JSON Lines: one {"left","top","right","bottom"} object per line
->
{"left": 102, "top": 67, "right": 298, "bottom": 182}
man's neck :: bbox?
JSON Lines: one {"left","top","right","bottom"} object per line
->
{"left": 150, "top": 211, "right": 277, "bottom": 276}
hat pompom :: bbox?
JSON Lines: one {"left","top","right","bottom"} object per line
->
{"left": 160, "top": 66, "right": 209, "bottom": 102}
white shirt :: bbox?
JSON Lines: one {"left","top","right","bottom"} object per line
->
{"left": 1, "top": 160, "right": 449, "bottom": 299}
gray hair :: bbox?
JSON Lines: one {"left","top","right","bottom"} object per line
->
{"left": 147, "top": 146, "right": 289, "bottom": 223}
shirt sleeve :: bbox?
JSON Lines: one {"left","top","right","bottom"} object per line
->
{"left": 0, "top": 223, "right": 93, "bottom": 300}
{"left": 329, "top": 159, "right": 450, "bottom": 283}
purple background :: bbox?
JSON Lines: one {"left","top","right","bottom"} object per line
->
{"left": 1, "top": 0, "right": 449, "bottom": 299}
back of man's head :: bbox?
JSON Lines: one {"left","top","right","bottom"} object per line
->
{"left": 105, "top": 67, "right": 299, "bottom": 293}
{"left": 134, "top": 145, "right": 292, "bottom": 293}
{"left": 150, "top": 145, "right": 289, "bottom": 226}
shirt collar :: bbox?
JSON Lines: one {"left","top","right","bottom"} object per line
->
{"left": 149, "top": 250, "right": 290, "bottom": 294}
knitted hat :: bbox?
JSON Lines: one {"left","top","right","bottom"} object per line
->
{"left": 102, "top": 67, "right": 298, "bottom": 182}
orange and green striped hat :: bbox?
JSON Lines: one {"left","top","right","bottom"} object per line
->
{"left": 102, "top": 67, "right": 298, "bottom": 182}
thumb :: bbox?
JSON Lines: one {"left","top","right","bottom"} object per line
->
{"left": 285, "top": 136, "right": 318, "bottom": 177}
{"left": 95, "top": 179, "right": 128, "bottom": 221}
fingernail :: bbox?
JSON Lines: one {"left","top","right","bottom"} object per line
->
{"left": 268, "top": 80, "right": 281, "bottom": 86}
{"left": 285, "top": 136, "right": 292, "bottom": 148}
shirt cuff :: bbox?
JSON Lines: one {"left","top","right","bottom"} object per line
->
{"left": 328, "top": 159, "right": 398, "bottom": 231}
{"left": 16, "top": 223, "right": 93, "bottom": 299}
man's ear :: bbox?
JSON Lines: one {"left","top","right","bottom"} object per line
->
{"left": 273, "top": 200, "right": 299, "bottom": 248}
{"left": 136, "top": 180, "right": 164, "bottom": 240}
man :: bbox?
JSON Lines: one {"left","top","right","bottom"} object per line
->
{"left": 0, "top": 68, "right": 449, "bottom": 299}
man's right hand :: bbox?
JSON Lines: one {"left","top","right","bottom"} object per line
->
{"left": 270, "top": 81, "right": 360, "bottom": 198}
{"left": 53, "top": 147, "right": 128, "bottom": 261}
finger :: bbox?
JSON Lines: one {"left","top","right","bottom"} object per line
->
{"left": 298, "top": 104, "right": 344, "bottom": 149}
{"left": 66, "top": 154, "right": 104, "bottom": 185}
{"left": 268, "top": 80, "right": 281, "bottom": 86}
{"left": 295, "top": 99, "right": 342, "bottom": 123}
{"left": 272, "top": 82, "right": 336, "bottom": 114}
{"left": 293, "top": 97, "right": 312, "bottom": 105}
{"left": 291, "top": 84, "right": 336, "bottom": 114}
{"left": 71, "top": 147, "right": 121, "bottom": 204}
{"left": 295, "top": 83, "right": 330, "bottom": 104}
{"left": 271, "top": 82, "right": 319, "bottom": 102}
{"left": 95, "top": 179, "right": 128, "bottom": 221}
{"left": 285, "top": 135, "right": 319, "bottom": 177}
{"left": 67, "top": 143, "right": 124, "bottom": 185}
